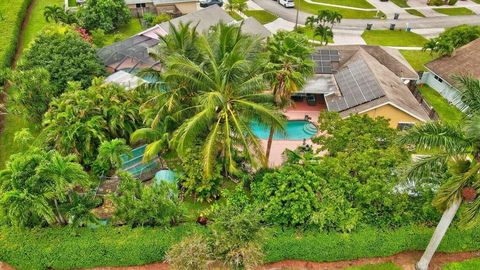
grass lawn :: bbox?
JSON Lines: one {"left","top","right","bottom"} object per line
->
{"left": 0, "top": 0, "right": 30, "bottom": 67}
{"left": 295, "top": 0, "right": 381, "bottom": 19}
{"left": 362, "top": 30, "right": 428, "bottom": 47}
{"left": 443, "top": 258, "right": 480, "bottom": 270}
{"left": 228, "top": 11, "right": 243, "bottom": 20}
{"left": 390, "top": 0, "right": 409, "bottom": 7}
{"left": 405, "top": 8, "right": 425, "bottom": 17}
{"left": 103, "top": 18, "right": 143, "bottom": 46}
{"left": 344, "top": 262, "right": 402, "bottom": 270}
{"left": 20, "top": 0, "right": 64, "bottom": 54}
{"left": 298, "top": 26, "right": 334, "bottom": 43}
{"left": 418, "top": 85, "right": 464, "bottom": 125}
{"left": 310, "top": 0, "right": 375, "bottom": 9}
{"left": 243, "top": 10, "right": 278, "bottom": 24}
{"left": 400, "top": 50, "right": 436, "bottom": 71}
{"left": 433, "top": 7, "right": 475, "bottom": 16}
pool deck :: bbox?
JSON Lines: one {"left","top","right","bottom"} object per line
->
{"left": 264, "top": 100, "right": 326, "bottom": 167}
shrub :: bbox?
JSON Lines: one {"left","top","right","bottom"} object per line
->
{"left": 423, "top": 25, "right": 480, "bottom": 56}
{"left": 77, "top": 0, "right": 131, "bottom": 33}
{"left": 111, "top": 172, "right": 185, "bottom": 227}
{"left": 19, "top": 26, "right": 105, "bottom": 90}
{"left": 165, "top": 234, "right": 212, "bottom": 270}
{"left": 252, "top": 163, "right": 323, "bottom": 227}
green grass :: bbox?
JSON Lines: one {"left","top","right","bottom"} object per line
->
{"left": 390, "top": 0, "right": 409, "bottom": 7}
{"left": 433, "top": 7, "right": 476, "bottom": 16}
{"left": 295, "top": 0, "right": 381, "bottom": 19}
{"left": 68, "top": 0, "right": 77, "bottom": 7}
{"left": 298, "top": 26, "right": 334, "bottom": 43}
{"left": 310, "top": 0, "right": 375, "bottom": 9}
{"left": 418, "top": 85, "right": 464, "bottom": 125}
{"left": 400, "top": 50, "right": 436, "bottom": 71}
{"left": 103, "top": 18, "right": 143, "bottom": 46}
{"left": 228, "top": 11, "right": 243, "bottom": 21}
{"left": 344, "top": 262, "right": 402, "bottom": 270}
{"left": 0, "top": 0, "right": 31, "bottom": 67}
{"left": 20, "top": 0, "right": 64, "bottom": 54}
{"left": 243, "top": 10, "right": 278, "bottom": 24}
{"left": 471, "top": 0, "right": 480, "bottom": 3}
{"left": 361, "top": 30, "right": 428, "bottom": 47}
{"left": 443, "top": 258, "right": 480, "bottom": 270}
{"left": 405, "top": 8, "right": 426, "bottom": 17}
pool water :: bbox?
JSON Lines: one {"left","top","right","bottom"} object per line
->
{"left": 251, "top": 120, "right": 318, "bottom": 140}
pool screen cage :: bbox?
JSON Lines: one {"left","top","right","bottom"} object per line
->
{"left": 97, "top": 35, "right": 161, "bottom": 73}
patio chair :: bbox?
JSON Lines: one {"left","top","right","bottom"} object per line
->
{"left": 306, "top": 94, "right": 316, "bottom": 106}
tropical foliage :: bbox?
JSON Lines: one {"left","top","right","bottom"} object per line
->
{"left": 305, "top": 10, "right": 342, "bottom": 45}
{"left": 0, "top": 148, "right": 97, "bottom": 227}
{"left": 111, "top": 172, "right": 184, "bottom": 227}
{"left": 92, "top": 139, "right": 132, "bottom": 177}
{"left": 19, "top": 26, "right": 104, "bottom": 90}
{"left": 43, "top": 5, "right": 77, "bottom": 24}
{"left": 42, "top": 82, "right": 144, "bottom": 165}
{"left": 422, "top": 25, "right": 480, "bottom": 56}
{"left": 77, "top": 0, "right": 131, "bottom": 33}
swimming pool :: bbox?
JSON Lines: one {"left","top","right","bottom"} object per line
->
{"left": 251, "top": 120, "right": 318, "bottom": 140}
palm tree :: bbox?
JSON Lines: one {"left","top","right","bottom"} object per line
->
{"left": 314, "top": 25, "right": 333, "bottom": 45}
{"left": 43, "top": 5, "right": 64, "bottom": 23}
{"left": 225, "top": 0, "right": 248, "bottom": 15}
{"left": 263, "top": 31, "right": 314, "bottom": 161}
{"left": 400, "top": 76, "right": 480, "bottom": 270}
{"left": 165, "top": 23, "right": 284, "bottom": 177}
{"left": 37, "top": 152, "right": 90, "bottom": 225}
{"left": 94, "top": 139, "right": 132, "bottom": 176}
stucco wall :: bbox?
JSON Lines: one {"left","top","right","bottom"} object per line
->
{"left": 419, "top": 71, "right": 467, "bottom": 111}
{"left": 361, "top": 104, "right": 422, "bottom": 128}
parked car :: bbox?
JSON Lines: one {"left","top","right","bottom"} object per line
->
{"left": 200, "top": 0, "right": 223, "bottom": 8}
{"left": 278, "top": 0, "right": 295, "bottom": 8}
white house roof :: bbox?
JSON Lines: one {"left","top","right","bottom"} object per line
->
{"left": 105, "top": 71, "right": 147, "bottom": 90}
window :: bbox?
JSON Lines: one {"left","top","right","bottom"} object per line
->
{"left": 397, "top": 122, "right": 415, "bottom": 131}
{"left": 136, "top": 3, "right": 146, "bottom": 8}
{"left": 433, "top": 74, "right": 443, "bottom": 83}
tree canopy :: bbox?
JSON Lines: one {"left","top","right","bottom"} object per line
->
{"left": 77, "top": 0, "right": 131, "bottom": 33}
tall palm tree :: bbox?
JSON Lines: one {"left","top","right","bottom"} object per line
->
{"left": 314, "top": 25, "right": 333, "bottom": 46}
{"left": 263, "top": 31, "right": 314, "bottom": 161}
{"left": 225, "top": 0, "right": 248, "bottom": 15}
{"left": 165, "top": 23, "right": 284, "bottom": 177}
{"left": 401, "top": 76, "right": 480, "bottom": 270}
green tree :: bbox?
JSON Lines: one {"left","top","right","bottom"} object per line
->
{"left": 43, "top": 83, "right": 143, "bottom": 165}
{"left": 0, "top": 149, "right": 93, "bottom": 227}
{"left": 10, "top": 68, "right": 58, "bottom": 122}
{"left": 19, "top": 26, "right": 104, "bottom": 90}
{"left": 422, "top": 25, "right": 480, "bottom": 56}
{"left": 225, "top": 0, "right": 248, "bottom": 14}
{"left": 77, "top": 0, "right": 131, "bottom": 33}
{"left": 400, "top": 77, "right": 480, "bottom": 270}
{"left": 163, "top": 23, "right": 284, "bottom": 177}
{"left": 93, "top": 139, "right": 132, "bottom": 176}
{"left": 263, "top": 31, "right": 313, "bottom": 161}
{"left": 43, "top": 5, "right": 78, "bottom": 24}
{"left": 306, "top": 10, "right": 342, "bottom": 45}
{"left": 111, "top": 172, "right": 184, "bottom": 227}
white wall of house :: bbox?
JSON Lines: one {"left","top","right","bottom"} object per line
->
{"left": 419, "top": 71, "right": 468, "bottom": 112}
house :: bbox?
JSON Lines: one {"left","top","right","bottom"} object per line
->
{"left": 296, "top": 45, "right": 430, "bottom": 128}
{"left": 125, "top": 0, "right": 198, "bottom": 17}
{"left": 97, "top": 5, "right": 271, "bottom": 73}
{"left": 419, "top": 38, "right": 480, "bottom": 111}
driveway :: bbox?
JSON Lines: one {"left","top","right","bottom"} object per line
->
{"left": 253, "top": 0, "right": 480, "bottom": 30}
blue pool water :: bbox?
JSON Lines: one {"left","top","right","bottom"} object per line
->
{"left": 251, "top": 120, "right": 318, "bottom": 140}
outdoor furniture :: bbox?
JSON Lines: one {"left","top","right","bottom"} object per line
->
{"left": 291, "top": 93, "right": 305, "bottom": 102}
{"left": 306, "top": 94, "right": 316, "bottom": 106}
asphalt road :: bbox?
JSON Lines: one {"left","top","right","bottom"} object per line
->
{"left": 253, "top": 0, "right": 480, "bottom": 30}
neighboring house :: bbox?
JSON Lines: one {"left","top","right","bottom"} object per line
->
{"left": 98, "top": 6, "right": 271, "bottom": 79}
{"left": 125, "top": 0, "right": 198, "bottom": 17}
{"left": 299, "top": 45, "right": 429, "bottom": 128}
{"left": 420, "top": 38, "right": 480, "bottom": 111}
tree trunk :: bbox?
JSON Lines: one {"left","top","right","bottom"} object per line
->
{"left": 265, "top": 126, "right": 275, "bottom": 165}
{"left": 416, "top": 199, "right": 461, "bottom": 270}
{"left": 53, "top": 199, "right": 66, "bottom": 225}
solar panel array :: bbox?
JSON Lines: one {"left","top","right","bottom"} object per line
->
{"left": 312, "top": 49, "right": 340, "bottom": 74}
{"left": 326, "top": 59, "right": 385, "bottom": 112}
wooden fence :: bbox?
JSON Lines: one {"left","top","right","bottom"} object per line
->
{"left": 408, "top": 80, "right": 439, "bottom": 121}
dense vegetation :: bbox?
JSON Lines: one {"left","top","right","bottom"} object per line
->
{"left": 423, "top": 25, "right": 480, "bottom": 56}
{"left": 0, "top": 0, "right": 31, "bottom": 67}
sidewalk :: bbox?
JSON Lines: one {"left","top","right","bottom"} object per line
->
{"left": 364, "top": 0, "right": 417, "bottom": 19}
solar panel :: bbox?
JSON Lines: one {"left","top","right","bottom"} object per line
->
{"left": 326, "top": 58, "right": 385, "bottom": 112}
{"left": 312, "top": 49, "right": 339, "bottom": 74}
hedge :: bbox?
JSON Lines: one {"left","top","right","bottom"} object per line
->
{"left": 0, "top": 0, "right": 32, "bottom": 68}
{"left": 1, "top": 225, "right": 479, "bottom": 270}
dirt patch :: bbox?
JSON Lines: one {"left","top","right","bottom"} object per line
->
{"left": 79, "top": 251, "right": 480, "bottom": 270}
